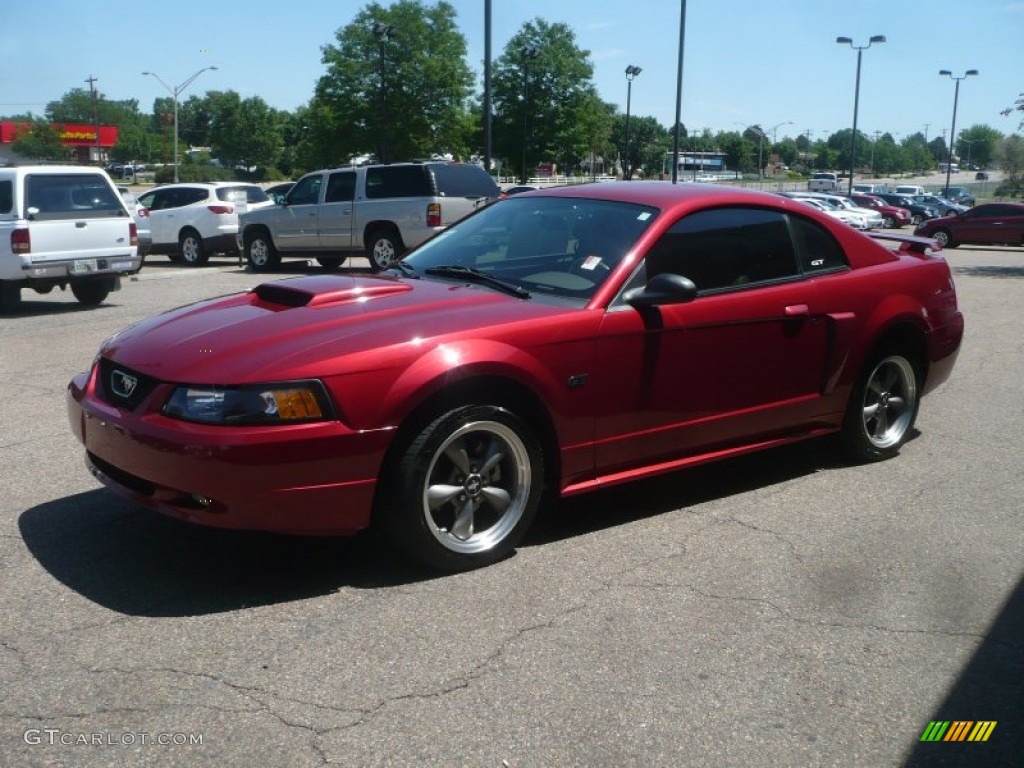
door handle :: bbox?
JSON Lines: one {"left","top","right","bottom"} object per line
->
{"left": 784, "top": 304, "right": 810, "bottom": 317}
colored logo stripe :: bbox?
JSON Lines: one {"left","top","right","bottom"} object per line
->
{"left": 920, "top": 720, "right": 996, "bottom": 742}
{"left": 920, "top": 721, "right": 949, "bottom": 742}
{"left": 968, "top": 721, "right": 997, "bottom": 742}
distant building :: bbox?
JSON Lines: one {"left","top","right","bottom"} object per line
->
{"left": 0, "top": 121, "right": 119, "bottom": 165}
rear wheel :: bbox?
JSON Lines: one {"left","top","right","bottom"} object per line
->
{"left": 0, "top": 281, "right": 22, "bottom": 312}
{"left": 932, "top": 229, "right": 957, "bottom": 248}
{"left": 245, "top": 230, "right": 280, "bottom": 272}
{"left": 377, "top": 405, "right": 544, "bottom": 572}
{"left": 366, "top": 228, "right": 404, "bottom": 272}
{"left": 840, "top": 352, "right": 920, "bottom": 462}
{"left": 70, "top": 278, "right": 114, "bottom": 306}
{"left": 316, "top": 255, "right": 347, "bottom": 270}
{"left": 179, "top": 228, "right": 209, "bottom": 265}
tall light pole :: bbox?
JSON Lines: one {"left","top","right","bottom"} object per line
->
{"left": 372, "top": 22, "right": 396, "bottom": 164}
{"left": 767, "top": 120, "right": 792, "bottom": 175}
{"left": 623, "top": 65, "right": 642, "bottom": 180}
{"left": 836, "top": 35, "right": 885, "bottom": 194}
{"left": 142, "top": 66, "right": 218, "bottom": 183}
{"left": 519, "top": 45, "right": 539, "bottom": 184}
{"left": 939, "top": 69, "right": 979, "bottom": 195}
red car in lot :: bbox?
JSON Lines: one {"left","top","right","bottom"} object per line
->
{"left": 848, "top": 193, "right": 913, "bottom": 228}
{"left": 68, "top": 182, "right": 964, "bottom": 571}
{"left": 914, "top": 202, "right": 1024, "bottom": 248}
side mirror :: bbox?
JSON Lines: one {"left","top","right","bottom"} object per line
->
{"left": 624, "top": 272, "right": 698, "bottom": 308}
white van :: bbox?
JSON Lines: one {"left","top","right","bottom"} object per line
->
{"left": 0, "top": 166, "right": 141, "bottom": 311}
{"left": 893, "top": 185, "right": 927, "bottom": 198}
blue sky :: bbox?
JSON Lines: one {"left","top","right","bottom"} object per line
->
{"left": 2, "top": 0, "right": 1022, "bottom": 145}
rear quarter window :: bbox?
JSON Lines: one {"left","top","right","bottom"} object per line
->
{"left": 25, "top": 174, "right": 124, "bottom": 219}
{"left": 365, "top": 166, "right": 432, "bottom": 199}
{"left": 0, "top": 180, "right": 12, "bottom": 214}
{"left": 788, "top": 215, "right": 849, "bottom": 274}
{"left": 430, "top": 164, "right": 500, "bottom": 198}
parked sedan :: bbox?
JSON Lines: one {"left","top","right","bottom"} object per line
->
{"left": 68, "top": 182, "right": 963, "bottom": 572}
{"left": 848, "top": 194, "right": 912, "bottom": 228}
{"left": 914, "top": 202, "right": 1024, "bottom": 248}
{"left": 874, "top": 194, "right": 939, "bottom": 226}
{"left": 911, "top": 195, "right": 968, "bottom": 217}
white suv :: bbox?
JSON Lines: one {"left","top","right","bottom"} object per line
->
{"left": 137, "top": 182, "right": 273, "bottom": 265}
{"left": 1, "top": 165, "right": 141, "bottom": 311}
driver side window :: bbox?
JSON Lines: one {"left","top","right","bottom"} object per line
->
{"left": 644, "top": 207, "right": 799, "bottom": 292}
{"left": 288, "top": 175, "right": 323, "bottom": 206}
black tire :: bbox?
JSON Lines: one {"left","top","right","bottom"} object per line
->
{"left": 377, "top": 405, "right": 545, "bottom": 572}
{"left": 840, "top": 352, "right": 920, "bottom": 462}
{"left": 882, "top": 215, "right": 896, "bottom": 229}
{"left": 316, "top": 255, "right": 347, "bottom": 270}
{"left": 70, "top": 278, "right": 114, "bottom": 306}
{"left": 911, "top": 214, "right": 923, "bottom": 226}
{"left": 245, "top": 229, "right": 280, "bottom": 272}
{"left": 167, "top": 251, "right": 185, "bottom": 264}
{"left": 366, "top": 228, "right": 404, "bottom": 273}
{"left": 932, "top": 228, "right": 958, "bottom": 248}
{"left": 179, "top": 228, "right": 209, "bottom": 265}
{"left": 0, "top": 281, "right": 22, "bottom": 312}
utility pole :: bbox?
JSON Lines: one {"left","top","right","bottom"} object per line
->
{"left": 85, "top": 74, "right": 100, "bottom": 164}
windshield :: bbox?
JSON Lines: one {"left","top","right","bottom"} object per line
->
{"left": 403, "top": 196, "right": 659, "bottom": 301}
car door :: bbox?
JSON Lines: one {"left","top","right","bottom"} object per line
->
{"left": 317, "top": 170, "right": 356, "bottom": 250}
{"left": 137, "top": 188, "right": 174, "bottom": 247}
{"left": 273, "top": 173, "right": 323, "bottom": 250}
{"left": 592, "top": 207, "right": 834, "bottom": 475}
{"left": 956, "top": 204, "right": 1024, "bottom": 245}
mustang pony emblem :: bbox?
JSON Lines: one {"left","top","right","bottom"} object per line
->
{"left": 111, "top": 370, "right": 138, "bottom": 398}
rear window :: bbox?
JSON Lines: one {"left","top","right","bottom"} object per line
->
{"left": 25, "top": 174, "right": 124, "bottom": 220}
{"left": 430, "top": 164, "right": 500, "bottom": 198}
{"left": 365, "top": 166, "right": 432, "bottom": 199}
{"left": 217, "top": 185, "right": 270, "bottom": 204}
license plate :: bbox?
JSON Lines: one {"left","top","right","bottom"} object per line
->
{"left": 71, "top": 259, "right": 98, "bottom": 274}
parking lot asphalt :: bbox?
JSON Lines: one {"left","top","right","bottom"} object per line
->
{"left": 1, "top": 244, "right": 1021, "bottom": 767}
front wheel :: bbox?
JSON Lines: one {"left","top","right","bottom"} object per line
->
{"left": 911, "top": 214, "right": 923, "bottom": 226}
{"left": 70, "top": 278, "right": 114, "bottom": 306}
{"left": 366, "top": 228, "right": 404, "bottom": 273}
{"left": 179, "top": 229, "right": 209, "bottom": 266}
{"left": 882, "top": 215, "right": 896, "bottom": 229}
{"left": 316, "top": 255, "right": 347, "bottom": 270}
{"left": 0, "top": 281, "right": 22, "bottom": 312}
{"left": 840, "top": 353, "right": 920, "bottom": 462}
{"left": 377, "top": 405, "right": 545, "bottom": 571}
{"left": 245, "top": 230, "right": 280, "bottom": 272}
{"left": 932, "top": 229, "right": 957, "bottom": 248}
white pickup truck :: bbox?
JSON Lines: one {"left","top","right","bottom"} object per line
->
{"left": 0, "top": 166, "right": 141, "bottom": 311}
{"left": 808, "top": 172, "right": 841, "bottom": 192}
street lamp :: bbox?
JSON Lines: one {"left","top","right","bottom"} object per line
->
{"left": 939, "top": 69, "right": 979, "bottom": 194}
{"left": 767, "top": 120, "right": 792, "bottom": 175}
{"left": 372, "top": 22, "right": 396, "bottom": 164}
{"left": 836, "top": 35, "right": 885, "bottom": 194}
{"left": 142, "top": 66, "right": 218, "bottom": 183}
{"left": 519, "top": 45, "right": 539, "bottom": 184}
{"left": 623, "top": 65, "right": 642, "bottom": 180}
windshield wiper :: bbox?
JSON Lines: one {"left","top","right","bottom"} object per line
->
{"left": 387, "top": 259, "right": 420, "bottom": 278}
{"left": 424, "top": 265, "right": 531, "bottom": 299}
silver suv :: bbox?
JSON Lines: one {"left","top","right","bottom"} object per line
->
{"left": 239, "top": 162, "right": 500, "bottom": 272}
{"left": 0, "top": 165, "right": 141, "bottom": 311}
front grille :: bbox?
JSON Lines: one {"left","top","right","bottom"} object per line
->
{"left": 96, "top": 358, "right": 160, "bottom": 411}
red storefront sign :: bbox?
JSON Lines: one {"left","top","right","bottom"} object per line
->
{"left": 0, "top": 121, "right": 119, "bottom": 147}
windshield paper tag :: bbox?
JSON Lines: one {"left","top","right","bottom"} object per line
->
{"left": 580, "top": 256, "right": 602, "bottom": 271}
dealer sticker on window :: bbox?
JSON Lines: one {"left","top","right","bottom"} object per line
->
{"left": 579, "top": 255, "right": 603, "bottom": 271}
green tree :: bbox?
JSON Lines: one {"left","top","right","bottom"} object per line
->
{"left": 491, "top": 19, "right": 605, "bottom": 181}
{"left": 315, "top": 0, "right": 474, "bottom": 165}
{"left": 996, "top": 134, "right": 1024, "bottom": 196}
{"left": 1000, "top": 93, "right": 1024, "bottom": 131}
{"left": 206, "top": 91, "right": 282, "bottom": 172}
{"left": 927, "top": 137, "right": 947, "bottom": 167}
{"left": 11, "top": 118, "right": 70, "bottom": 161}
{"left": 956, "top": 124, "right": 1003, "bottom": 169}
{"left": 611, "top": 113, "right": 666, "bottom": 179}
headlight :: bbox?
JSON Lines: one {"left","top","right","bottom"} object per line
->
{"left": 163, "top": 380, "right": 333, "bottom": 425}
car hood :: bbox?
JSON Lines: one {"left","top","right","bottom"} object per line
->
{"left": 101, "top": 274, "right": 585, "bottom": 383}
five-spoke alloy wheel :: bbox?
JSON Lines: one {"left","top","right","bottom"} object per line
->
{"left": 841, "top": 353, "right": 920, "bottom": 461}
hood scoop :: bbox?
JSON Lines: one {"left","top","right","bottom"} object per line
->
{"left": 253, "top": 275, "right": 413, "bottom": 308}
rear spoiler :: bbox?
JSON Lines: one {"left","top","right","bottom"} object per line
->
{"left": 867, "top": 232, "right": 941, "bottom": 255}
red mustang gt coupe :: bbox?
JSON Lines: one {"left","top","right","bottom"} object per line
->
{"left": 68, "top": 182, "right": 963, "bottom": 571}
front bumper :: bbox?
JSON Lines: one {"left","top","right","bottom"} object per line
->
{"left": 66, "top": 367, "right": 394, "bottom": 535}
